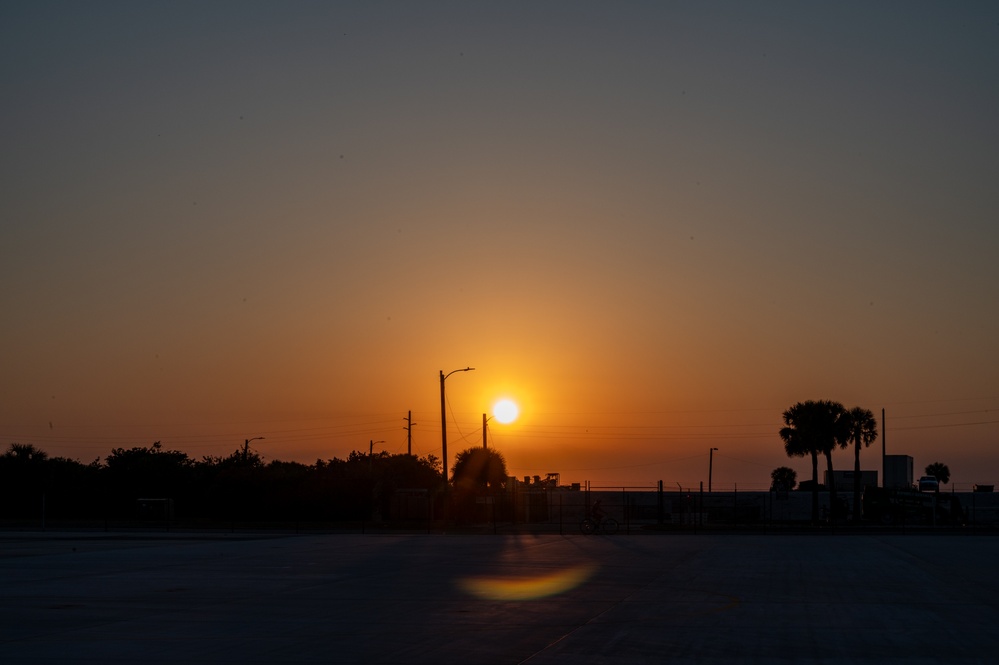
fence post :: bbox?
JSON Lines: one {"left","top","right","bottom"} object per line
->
{"left": 658, "top": 480, "right": 664, "bottom": 524}
{"left": 621, "top": 488, "right": 626, "bottom": 534}
{"left": 734, "top": 484, "right": 738, "bottom": 529}
{"left": 766, "top": 490, "right": 770, "bottom": 534}
{"left": 699, "top": 482, "right": 703, "bottom": 528}
{"left": 512, "top": 484, "right": 518, "bottom": 529}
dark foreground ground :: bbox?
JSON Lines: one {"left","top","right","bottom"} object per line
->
{"left": 1, "top": 531, "right": 997, "bottom": 664}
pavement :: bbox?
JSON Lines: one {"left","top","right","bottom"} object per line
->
{"left": 1, "top": 530, "right": 998, "bottom": 664}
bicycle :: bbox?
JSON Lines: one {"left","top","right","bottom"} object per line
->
{"left": 579, "top": 516, "right": 619, "bottom": 535}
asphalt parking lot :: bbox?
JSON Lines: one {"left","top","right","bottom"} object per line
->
{"left": 2, "top": 531, "right": 997, "bottom": 664}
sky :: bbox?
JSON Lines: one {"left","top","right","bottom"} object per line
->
{"left": 2, "top": 1, "right": 998, "bottom": 490}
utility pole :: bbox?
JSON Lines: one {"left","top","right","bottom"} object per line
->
{"left": 403, "top": 411, "right": 416, "bottom": 455}
{"left": 882, "top": 407, "right": 886, "bottom": 488}
{"left": 483, "top": 413, "right": 488, "bottom": 449}
{"left": 709, "top": 447, "right": 718, "bottom": 492}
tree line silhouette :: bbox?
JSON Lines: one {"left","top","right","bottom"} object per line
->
{"left": 0, "top": 441, "right": 506, "bottom": 525}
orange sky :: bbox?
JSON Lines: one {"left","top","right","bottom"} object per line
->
{"left": 2, "top": 3, "right": 997, "bottom": 489}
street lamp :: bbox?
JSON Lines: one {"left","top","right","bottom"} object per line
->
{"left": 440, "top": 367, "right": 474, "bottom": 484}
{"left": 242, "top": 437, "right": 264, "bottom": 462}
{"left": 369, "top": 439, "right": 385, "bottom": 471}
{"left": 709, "top": 447, "right": 718, "bottom": 492}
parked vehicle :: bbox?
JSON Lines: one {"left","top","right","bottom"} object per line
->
{"left": 918, "top": 476, "right": 939, "bottom": 493}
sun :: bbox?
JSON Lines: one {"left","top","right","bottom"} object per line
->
{"left": 493, "top": 399, "right": 519, "bottom": 424}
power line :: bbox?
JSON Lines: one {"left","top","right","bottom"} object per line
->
{"left": 892, "top": 419, "right": 999, "bottom": 432}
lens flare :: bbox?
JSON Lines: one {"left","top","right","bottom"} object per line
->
{"left": 458, "top": 563, "right": 596, "bottom": 601}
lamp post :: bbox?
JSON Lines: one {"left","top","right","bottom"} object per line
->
{"left": 709, "top": 447, "right": 718, "bottom": 492}
{"left": 369, "top": 439, "right": 385, "bottom": 471}
{"left": 242, "top": 437, "right": 264, "bottom": 463}
{"left": 440, "top": 367, "right": 474, "bottom": 485}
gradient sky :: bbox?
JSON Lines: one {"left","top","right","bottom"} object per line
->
{"left": 3, "top": 1, "right": 998, "bottom": 490}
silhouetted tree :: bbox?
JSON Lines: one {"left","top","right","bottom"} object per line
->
{"left": 770, "top": 466, "right": 797, "bottom": 492}
{"left": 1, "top": 445, "right": 103, "bottom": 522}
{"left": 1, "top": 443, "right": 50, "bottom": 520}
{"left": 817, "top": 401, "right": 849, "bottom": 518}
{"left": 377, "top": 453, "right": 441, "bottom": 490}
{"left": 260, "top": 460, "right": 313, "bottom": 520}
{"left": 0, "top": 442, "right": 465, "bottom": 526}
{"left": 450, "top": 448, "right": 507, "bottom": 522}
{"left": 451, "top": 448, "right": 508, "bottom": 492}
{"left": 4, "top": 443, "right": 48, "bottom": 463}
{"left": 844, "top": 407, "right": 878, "bottom": 521}
{"left": 193, "top": 449, "right": 255, "bottom": 522}
{"left": 780, "top": 400, "right": 848, "bottom": 523}
{"left": 781, "top": 404, "right": 820, "bottom": 523}
{"left": 422, "top": 454, "right": 442, "bottom": 477}
{"left": 103, "top": 442, "right": 194, "bottom": 517}
{"left": 34, "top": 455, "right": 101, "bottom": 521}
{"left": 284, "top": 451, "right": 393, "bottom": 523}
{"left": 202, "top": 445, "right": 264, "bottom": 470}
{"left": 368, "top": 453, "right": 441, "bottom": 520}
{"left": 925, "top": 462, "right": 950, "bottom": 487}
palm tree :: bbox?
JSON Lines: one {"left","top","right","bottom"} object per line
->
{"left": 1, "top": 444, "right": 52, "bottom": 521}
{"left": 844, "top": 407, "right": 878, "bottom": 522}
{"left": 925, "top": 462, "right": 950, "bottom": 486}
{"left": 4, "top": 443, "right": 48, "bottom": 462}
{"left": 818, "top": 401, "right": 849, "bottom": 520}
{"left": 780, "top": 402, "right": 821, "bottom": 523}
{"left": 780, "top": 400, "right": 847, "bottom": 524}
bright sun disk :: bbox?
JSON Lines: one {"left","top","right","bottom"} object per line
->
{"left": 493, "top": 399, "right": 519, "bottom": 424}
